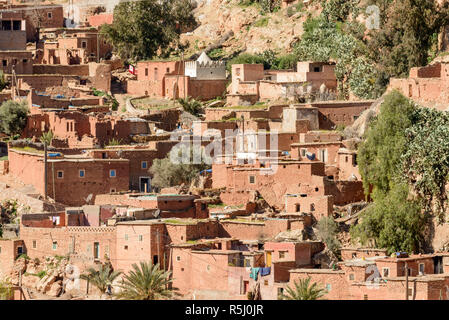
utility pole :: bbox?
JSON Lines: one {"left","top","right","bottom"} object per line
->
{"left": 44, "top": 140, "right": 47, "bottom": 200}
{"left": 182, "top": 51, "right": 186, "bottom": 99}
{"left": 405, "top": 262, "right": 409, "bottom": 300}
{"left": 156, "top": 230, "right": 160, "bottom": 265}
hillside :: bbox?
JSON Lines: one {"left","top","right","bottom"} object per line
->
{"left": 180, "top": 0, "right": 322, "bottom": 59}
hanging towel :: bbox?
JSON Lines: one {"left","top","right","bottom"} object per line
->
{"left": 260, "top": 267, "right": 271, "bottom": 277}
{"left": 250, "top": 267, "right": 260, "bottom": 280}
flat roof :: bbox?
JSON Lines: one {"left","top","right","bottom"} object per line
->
{"left": 289, "top": 268, "right": 345, "bottom": 274}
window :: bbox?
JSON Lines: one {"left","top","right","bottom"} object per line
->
{"left": 295, "top": 204, "right": 300, "bottom": 212}
{"left": 102, "top": 152, "right": 107, "bottom": 159}
{"left": 2, "top": 60, "right": 6, "bottom": 66}
{"left": 125, "top": 234, "right": 128, "bottom": 240}
{"left": 300, "top": 149, "right": 307, "bottom": 157}
{"left": 153, "top": 255, "right": 158, "bottom": 265}
{"left": 109, "top": 169, "right": 116, "bottom": 178}
{"left": 94, "top": 242, "right": 99, "bottom": 259}
{"left": 419, "top": 263, "right": 425, "bottom": 275}
{"left": 176, "top": 256, "right": 181, "bottom": 261}
{"left": 349, "top": 273, "right": 355, "bottom": 281}
{"left": 145, "top": 68, "right": 148, "bottom": 76}
{"left": 249, "top": 175, "right": 255, "bottom": 184}
{"left": 47, "top": 12, "right": 52, "bottom": 19}
{"left": 32, "top": 240, "right": 36, "bottom": 249}
{"left": 124, "top": 245, "right": 128, "bottom": 250}
{"left": 110, "top": 188, "right": 116, "bottom": 193}
{"left": 57, "top": 171, "right": 64, "bottom": 179}
{"left": 382, "top": 267, "right": 390, "bottom": 278}
{"left": 313, "top": 66, "right": 322, "bottom": 72}
{"left": 139, "top": 235, "right": 143, "bottom": 241}
{"left": 166, "top": 67, "right": 170, "bottom": 73}
{"left": 279, "top": 251, "right": 286, "bottom": 259}
{"left": 81, "top": 41, "right": 87, "bottom": 49}
{"left": 141, "top": 161, "right": 147, "bottom": 169}
{"left": 79, "top": 170, "right": 85, "bottom": 178}
{"left": 17, "top": 246, "right": 23, "bottom": 255}
{"left": 23, "top": 59, "right": 28, "bottom": 63}
{"left": 264, "top": 280, "right": 268, "bottom": 286}
{"left": 363, "top": 294, "right": 368, "bottom": 300}
{"left": 52, "top": 241, "right": 57, "bottom": 250}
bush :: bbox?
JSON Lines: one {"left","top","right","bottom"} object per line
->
{"left": 316, "top": 217, "right": 341, "bottom": 258}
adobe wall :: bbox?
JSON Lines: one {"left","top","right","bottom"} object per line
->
{"left": 0, "top": 30, "right": 26, "bottom": 50}
{"left": 0, "top": 240, "right": 24, "bottom": 277}
{"left": 20, "top": 226, "right": 117, "bottom": 271}
{"left": 289, "top": 270, "right": 350, "bottom": 299}
{"left": 45, "top": 159, "right": 130, "bottom": 206}
{"left": 8, "top": 149, "right": 45, "bottom": 195}
{"left": 328, "top": 181, "right": 365, "bottom": 205}
{"left": 33, "top": 64, "right": 89, "bottom": 76}
{"left": 115, "top": 223, "right": 166, "bottom": 273}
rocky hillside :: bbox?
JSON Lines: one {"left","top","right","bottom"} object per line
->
{"left": 180, "top": 0, "right": 322, "bottom": 58}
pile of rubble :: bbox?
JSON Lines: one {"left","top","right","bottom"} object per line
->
{"left": 10, "top": 256, "right": 70, "bottom": 298}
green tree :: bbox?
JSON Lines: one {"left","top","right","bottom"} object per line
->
{"left": 115, "top": 262, "right": 174, "bottom": 300}
{"left": 0, "top": 100, "right": 28, "bottom": 136}
{"left": 101, "top": 0, "right": 197, "bottom": 61}
{"left": 280, "top": 277, "right": 327, "bottom": 300}
{"left": 366, "top": 0, "right": 449, "bottom": 79}
{"left": 402, "top": 107, "right": 449, "bottom": 222}
{"left": 357, "top": 90, "right": 416, "bottom": 196}
{"left": 353, "top": 91, "right": 427, "bottom": 253}
{"left": 150, "top": 144, "right": 210, "bottom": 189}
{"left": 316, "top": 216, "right": 341, "bottom": 258}
{"left": 350, "top": 183, "right": 426, "bottom": 254}
{"left": 80, "top": 263, "right": 122, "bottom": 294}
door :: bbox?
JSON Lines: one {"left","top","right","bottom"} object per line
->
{"left": 266, "top": 251, "right": 272, "bottom": 267}
{"left": 243, "top": 281, "right": 249, "bottom": 294}
{"left": 140, "top": 177, "right": 151, "bottom": 193}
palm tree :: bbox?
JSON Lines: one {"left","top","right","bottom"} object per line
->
{"left": 80, "top": 263, "right": 122, "bottom": 294}
{"left": 115, "top": 262, "right": 174, "bottom": 300}
{"left": 280, "top": 277, "right": 327, "bottom": 300}
{"left": 39, "top": 130, "right": 53, "bottom": 200}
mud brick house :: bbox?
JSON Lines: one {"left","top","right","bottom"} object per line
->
{"left": 115, "top": 219, "right": 222, "bottom": 274}
{"left": 170, "top": 240, "right": 264, "bottom": 299}
{"left": 7, "top": 148, "right": 130, "bottom": 206}
{"left": 213, "top": 155, "right": 364, "bottom": 217}
{"left": 41, "top": 28, "right": 112, "bottom": 65}
{"left": 127, "top": 52, "right": 227, "bottom": 101}
{"left": 0, "top": 239, "right": 25, "bottom": 276}
{"left": 0, "top": 11, "right": 26, "bottom": 50}
{"left": 227, "top": 61, "right": 337, "bottom": 106}
{"left": 289, "top": 253, "right": 449, "bottom": 300}
{"left": 0, "top": 4, "right": 64, "bottom": 42}
{"left": 0, "top": 50, "right": 33, "bottom": 75}
{"left": 19, "top": 225, "right": 117, "bottom": 270}
{"left": 23, "top": 108, "right": 150, "bottom": 148}
{"left": 389, "top": 62, "right": 449, "bottom": 111}
{"left": 94, "top": 193, "right": 210, "bottom": 219}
